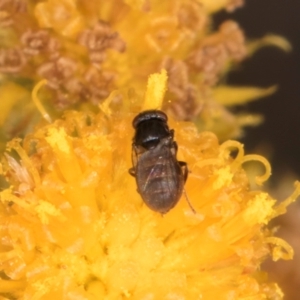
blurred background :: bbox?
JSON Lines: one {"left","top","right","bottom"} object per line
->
{"left": 215, "top": 0, "right": 300, "bottom": 179}
{"left": 215, "top": 1, "right": 300, "bottom": 299}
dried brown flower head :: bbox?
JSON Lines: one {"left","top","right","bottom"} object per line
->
{"left": 0, "top": 47, "right": 26, "bottom": 73}
{"left": 78, "top": 20, "right": 126, "bottom": 64}
{"left": 21, "top": 29, "right": 60, "bottom": 57}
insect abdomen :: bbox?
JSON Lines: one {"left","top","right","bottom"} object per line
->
{"left": 136, "top": 152, "right": 183, "bottom": 213}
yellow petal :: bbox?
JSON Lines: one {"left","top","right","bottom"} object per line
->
{"left": 248, "top": 34, "right": 292, "bottom": 55}
{"left": 213, "top": 85, "right": 277, "bottom": 106}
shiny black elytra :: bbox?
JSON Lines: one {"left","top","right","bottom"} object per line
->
{"left": 129, "top": 110, "right": 188, "bottom": 214}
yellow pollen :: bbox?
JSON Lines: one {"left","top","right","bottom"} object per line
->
{"left": 243, "top": 193, "right": 275, "bottom": 225}
{"left": 143, "top": 69, "right": 168, "bottom": 110}
{"left": 34, "top": 200, "right": 63, "bottom": 225}
{"left": 45, "top": 127, "right": 70, "bottom": 154}
{"left": 212, "top": 166, "right": 233, "bottom": 189}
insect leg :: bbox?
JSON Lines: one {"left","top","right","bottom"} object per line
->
{"left": 170, "top": 129, "right": 175, "bottom": 139}
{"left": 179, "top": 161, "right": 188, "bottom": 182}
{"left": 129, "top": 143, "right": 139, "bottom": 177}
{"left": 183, "top": 189, "right": 196, "bottom": 214}
{"left": 129, "top": 167, "right": 136, "bottom": 177}
{"left": 179, "top": 161, "right": 196, "bottom": 213}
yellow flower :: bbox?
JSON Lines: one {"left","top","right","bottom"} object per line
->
{"left": 0, "top": 0, "right": 289, "bottom": 147}
{"left": 35, "top": 0, "right": 86, "bottom": 38}
{"left": 0, "top": 72, "right": 299, "bottom": 299}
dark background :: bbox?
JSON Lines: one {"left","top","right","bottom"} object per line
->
{"left": 214, "top": 0, "right": 300, "bottom": 182}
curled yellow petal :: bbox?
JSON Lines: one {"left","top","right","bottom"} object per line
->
{"left": 273, "top": 181, "right": 300, "bottom": 217}
{"left": 32, "top": 80, "right": 52, "bottom": 123}
{"left": 241, "top": 154, "right": 272, "bottom": 186}
{"left": 266, "top": 237, "right": 294, "bottom": 261}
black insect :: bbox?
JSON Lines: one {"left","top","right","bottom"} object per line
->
{"left": 129, "top": 110, "right": 193, "bottom": 214}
